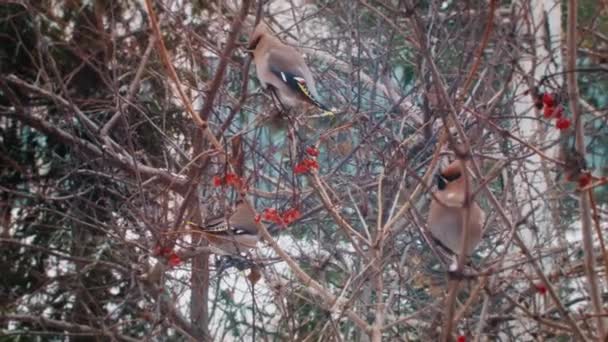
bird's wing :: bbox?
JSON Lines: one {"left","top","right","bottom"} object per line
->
{"left": 265, "top": 49, "right": 332, "bottom": 112}
{"left": 265, "top": 47, "right": 310, "bottom": 79}
{"left": 188, "top": 215, "right": 229, "bottom": 234}
{"left": 188, "top": 216, "right": 229, "bottom": 234}
{"left": 227, "top": 203, "right": 258, "bottom": 235}
{"left": 189, "top": 203, "right": 257, "bottom": 235}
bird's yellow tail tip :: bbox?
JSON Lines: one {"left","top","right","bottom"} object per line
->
{"left": 306, "top": 110, "right": 335, "bottom": 119}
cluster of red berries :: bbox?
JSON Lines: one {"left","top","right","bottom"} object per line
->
{"left": 255, "top": 207, "right": 301, "bottom": 228}
{"left": 213, "top": 172, "right": 243, "bottom": 188}
{"left": 535, "top": 92, "right": 570, "bottom": 131}
{"left": 153, "top": 245, "right": 182, "bottom": 267}
{"left": 294, "top": 146, "right": 320, "bottom": 174}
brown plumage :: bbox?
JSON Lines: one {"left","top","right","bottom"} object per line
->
{"left": 247, "top": 22, "right": 332, "bottom": 114}
{"left": 189, "top": 202, "right": 259, "bottom": 255}
{"left": 427, "top": 160, "right": 485, "bottom": 256}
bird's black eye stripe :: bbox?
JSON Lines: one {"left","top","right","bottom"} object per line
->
{"left": 436, "top": 174, "right": 447, "bottom": 190}
{"left": 247, "top": 36, "right": 262, "bottom": 50}
{"left": 441, "top": 172, "right": 461, "bottom": 182}
{"left": 435, "top": 171, "right": 461, "bottom": 190}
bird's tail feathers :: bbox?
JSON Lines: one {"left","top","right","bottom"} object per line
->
{"left": 295, "top": 81, "right": 334, "bottom": 115}
{"left": 270, "top": 68, "right": 333, "bottom": 115}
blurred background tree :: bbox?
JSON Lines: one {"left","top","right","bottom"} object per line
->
{"left": 1, "top": 0, "right": 607, "bottom": 341}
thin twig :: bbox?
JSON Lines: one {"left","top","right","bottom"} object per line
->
{"left": 567, "top": 0, "right": 606, "bottom": 337}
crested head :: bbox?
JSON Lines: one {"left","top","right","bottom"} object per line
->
{"left": 247, "top": 22, "right": 271, "bottom": 50}
{"left": 436, "top": 160, "right": 465, "bottom": 190}
{"left": 441, "top": 160, "right": 464, "bottom": 179}
{"left": 232, "top": 200, "right": 249, "bottom": 215}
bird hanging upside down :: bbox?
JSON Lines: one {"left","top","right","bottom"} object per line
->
{"left": 427, "top": 160, "right": 485, "bottom": 272}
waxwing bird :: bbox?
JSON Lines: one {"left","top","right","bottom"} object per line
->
{"left": 247, "top": 22, "right": 333, "bottom": 115}
{"left": 427, "top": 160, "right": 485, "bottom": 259}
{"left": 188, "top": 202, "right": 259, "bottom": 255}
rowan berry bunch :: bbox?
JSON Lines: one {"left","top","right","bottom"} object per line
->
{"left": 153, "top": 245, "right": 182, "bottom": 267}
{"left": 294, "top": 146, "right": 321, "bottom": 174}
{"left": 255, "top": 207, "right": 302, "bottom": 229}
{"left": 256, "top": 145, "right": 323, "bottom": 228}
{"left": 534, "top": 91, "right": 571, "bottom": 131}
{"left": 212, "top": 172, "right": 244, "bottom": 188}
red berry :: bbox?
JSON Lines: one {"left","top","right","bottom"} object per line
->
{"left": 294, "top": 158, "right": 319, "bottom": 174}
{"left": 457, "top": 336, "right": 466, "bottom": 342}
{"left": 212, "top": 175, "right": 223, "bottom": 187}
{"left": 262, "top": 208, "right": 283, "bottom": 225}
{"left": 543, "top": 106, "right": 554, "bottom": 118}
{"left": 578, "top": 172, "right": 592, "bottom": 188}
{"left": 534, "top": 283, "right": 547, "bottom": 295}
{"left": 304, "top": 158, "right": 319, "bottom": 170}
{"left": 262, "top": 208, "right": 277, "bottom": 218}
{"left": 168, "top": 252, "right": 182, "bottom": 267}
{"left": 542, "top": 93, "right": 555, "bottom": 107}
{"left": 305, "top": 146, "right": 320, "bottom": 157}
{"left": 282, "top": 208, "right": 301, "bottom": 225}
{"left": 294, "top": 162, "right": 309, "bottom": 174}
{"left": 556, "top": 117, "right": 571, "bottom": 130}
{"left": 224, "top": 173, "right": 242, "bottom": 187}
{"left": 254, "top": 214, "right": 262, "bottom": 223}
